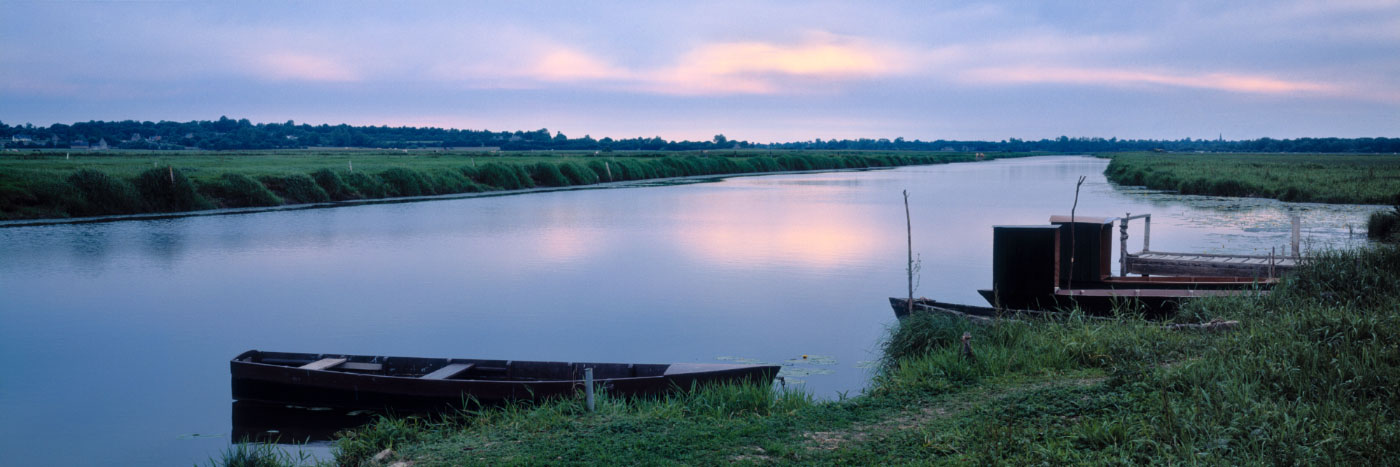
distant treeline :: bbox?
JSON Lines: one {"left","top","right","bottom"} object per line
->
{"left": 2, "top": 117, "right": 1398, "bottom": 153}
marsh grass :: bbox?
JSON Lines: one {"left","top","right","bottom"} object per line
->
{"left": 331, "top": 246, "right": 1400, "bottom": 464}
{"left": 333, "top": 416, "right": 426, "bottom": 467}
{"left": 260, "top": 173, "right": 330, "bottom": 204}
{"left": 203, "top": 173, "right": 283, "bottom": 208}
{"left": 342, "top": 171, "right": 388, "bottom": 198}
{"left": 65, "top": 168, "right": 144, "bottom": 215}
{"left": 473, "top": 162, "right": 530, "bottom": 190}
{"left": 1104, "top": 152, "right": 1400, "bottom": 204}
{"left": 1, "top": 150, "right": 994, "bottom": 220}
{"left": 559, "top": 161, "right": 599, "bottom": 185}
{"left": 526, "top": 162, "right": 571, "bottom": 187}
{"left": 1367, "top": 196, "right": 1400, "bottom": 241}
{"left": 134, "top": 167, "right": 212, "bottom": 212}
{"left": 208, "top": 441, "right": 315, "bottom": 467}
{"left": 377, "top": 167, "right": 433, "bottom": 197}
{"left": 310, "top": 168, "right": 361, "bottom": 201}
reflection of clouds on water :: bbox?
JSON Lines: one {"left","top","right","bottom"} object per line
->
{"left": 671, "top": 183, "right": 882, "bottom": 270}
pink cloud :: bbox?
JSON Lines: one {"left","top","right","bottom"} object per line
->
{"left": 530, "top": 49, "right": 631, "bottom": 82}
{"left": 254, "top": 53, "right": 360, "bottom": 82}
{"left": 962, "top": 66, "right": 1337, "bottom": 95}
{"left": 641, "top": 35, "right": 910, "bottom": 95}
{"left": 499, "top": 35, "right": 910, "bottom": 96}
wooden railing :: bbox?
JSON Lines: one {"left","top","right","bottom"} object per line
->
{"left": 1119, "top": 213, "right": 1150, "bottom": 277}
{"left": 1118, "top": 212, "right": 1301, "bottom": 277}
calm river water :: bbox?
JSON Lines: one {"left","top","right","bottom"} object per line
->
{"left": 0, "top": 156, "right": 1383, "bottom": 465}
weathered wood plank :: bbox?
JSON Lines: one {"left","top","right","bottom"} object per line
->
{"left": 300, "top": 358, "right": 347, "bottom": 371}
{"left": 421, "top": 362, "right": 474, "bottom": 380}
{"left": 340, "top": 362, "right": 383, "bottom": 371}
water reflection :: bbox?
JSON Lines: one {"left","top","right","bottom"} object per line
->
{"left": 231, "top": 401, "right": 376, "bottom": 444}
{"left": 674, "top": 202, "right": 880, "bottom": 270}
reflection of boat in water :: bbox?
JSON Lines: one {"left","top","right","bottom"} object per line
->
{"left": 892, "top": 214, "right": 1275, "bottom": 316}
{"left": 232, "top": 400, "right": 376, "bottom": 443}
{"left": 231, "top": 350, "right": 780, "bottom": 411}
{"left": 888, "top": 297, "right": 1037, "bottom": 320}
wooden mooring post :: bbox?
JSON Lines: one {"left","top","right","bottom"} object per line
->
{"left": 584, "top": 367, "right": 595, "bottom": 412}
{"left": 1291, "top": 214, "right": 1301, "bottom": 258}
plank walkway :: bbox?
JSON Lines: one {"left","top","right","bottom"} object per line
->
{"left": 1127, "top": 251, "right": 1297, "bottom": 278}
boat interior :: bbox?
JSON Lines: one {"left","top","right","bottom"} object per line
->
{"left": 237, "top": 350, "right": 672, "bottom": 381}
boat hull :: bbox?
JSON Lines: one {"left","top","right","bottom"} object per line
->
{"left": 231, "top": 350, "right": 780, "bottom": 410}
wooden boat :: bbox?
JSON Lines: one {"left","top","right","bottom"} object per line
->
{"left": 889, "top": 297, "right": 1069, "bottom": 320}
{"left": 889, "top": 297, "right": 1020, "bottom": 319}
{"left": 231, "top": 350, "right": 781, "bottom": 410}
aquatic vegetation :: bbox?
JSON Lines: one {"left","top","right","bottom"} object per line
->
{"left": 341, "top": 171, "right": 388, "bottom": 198}
{"left": 134, "top": 166, "right": 213, "bottom": 212}
{"left": 310, "top": 168, "right": 361, "bottom": 201}
{"left": 558, "top": 161, "right": 599, "bottom": 185}
{"left": 784, "top": 355, "right": 837, "bottom": 365}
{"left": 473, "top": 162, "right": 529, "bottom": 190}
{"left": 259, "top": 173, "right": 330, "bottom": 204}
{"left": 1367, "top": 196, "right": 1400, "bottom": 241}
{"left": 1104, "top": 152, "right": 1400, "bottom": 205}
{"left": 0, "top": 150, "right": 986, "bottom": 221}
{"left": 377, "top": 167, "right": 433, "bottom": 197}
{"left": 526, "top": 161, "right": 571, "bottom": 187}
{"left": 204, "top": 173, "right": 283, "bottom": 207}
{"left": 207, "top": 441, "right": 313, "bottom": 467}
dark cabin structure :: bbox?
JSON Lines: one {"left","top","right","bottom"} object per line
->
{"left": 978, "top": 215, "right": 1273, "bottom": 314}
{"left": 984, "top": 225, "right": 1060, "bottom": 310}
{"left": 1050, "top": 215, "right": 1115, "bottom": 288}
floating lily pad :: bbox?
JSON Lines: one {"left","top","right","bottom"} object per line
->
{"left": 176, "top": 433, "right": 224, "bottom": 440}
{"left": 783, "top": 355, "right": 837, "bottom": 365}
{"left": 778, "top": 366, "right": 834, "bottom": 377}
{"left": 855, "top": 360, "right": 879, "bottom": 369}
{"left": 715, "top": 356, "right": 770, "bottom": 365}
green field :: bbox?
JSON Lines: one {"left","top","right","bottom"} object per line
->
{"left": 0, "top": 149, "right": 998, "bottom": 221}
{"left": 216, "top": 245, "right": 1400, "bottom": 465}
{"left": 1103, "top": 152, "right": 1400, "bottom": 205}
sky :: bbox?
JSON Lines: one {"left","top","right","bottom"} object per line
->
{"left": 2, "top": 0, "right": 1398, "bottom": 142}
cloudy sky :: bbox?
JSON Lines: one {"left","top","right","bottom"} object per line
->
{"left": 2, "top": 1, "right": 1397, "bottom": 142}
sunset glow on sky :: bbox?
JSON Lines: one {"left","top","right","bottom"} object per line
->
{"left": 2, "top": 1, "right": 1397, "bottom": 141}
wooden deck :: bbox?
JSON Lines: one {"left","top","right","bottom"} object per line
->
{"left": 1126, "top": 251, "right": 1297, "bottom": 278}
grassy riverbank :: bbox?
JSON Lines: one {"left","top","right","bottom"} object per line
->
{"left": 220, "top": 245, "right": 1400, "bottom": 465}
{"left": 1102, "top": 152, "right": 1400, "bottom": 204}
{"left": 0, "top": 149, "right": 1007, "bottom": 221}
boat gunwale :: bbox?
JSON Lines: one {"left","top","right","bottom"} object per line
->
{"left": 231, "top": 349, "right": 776, "bottom": 384}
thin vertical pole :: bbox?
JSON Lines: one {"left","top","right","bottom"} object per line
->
{"left": 904, "top": 190, "right": 914, "bottom": 317}
{"left": 1069, "top": 176, "right": 1086, "bottom": 290}
{"left": 1120, "top": 212, "right": 1129, "bottom": 277}
{"left": 584, "top": 368, "right": 595, "bottom": 412}
{"left": 1143, "top": 215, "right": 1151, "bottom": 252}
{"left": 1270, "top": 247, "right": 1276, "bottom": 278}
{"left": 1291, "top": 214, "right": 1301, "bottom": 258}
